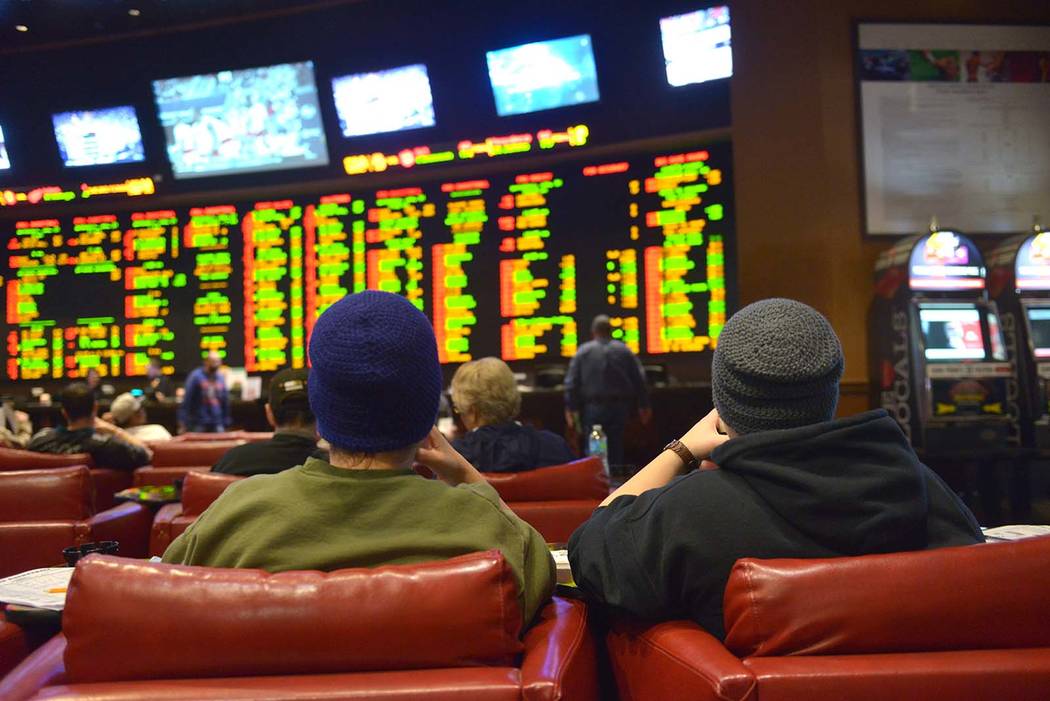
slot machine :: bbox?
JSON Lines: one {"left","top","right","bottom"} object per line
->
{"left": 988, "top": 226, "right": 1050, "bottom": 452}
{"left": 870, "top": 230, "right": 1017, "bottom": 457}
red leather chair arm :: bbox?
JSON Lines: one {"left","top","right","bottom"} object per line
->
{"left": 149, "top": 503, "right": 184, "bottom": 557}
{"left": 0, "top": 633, "right": 67, "bottom": 701}
{"left": 132, "top": 466, "right": 209, "bottom": 487}
{"left": 83, "top": 503, "right": 151, "bottom": 559}
{"left": 606, "top": 618, "right": 756, "bottom": 701}
{"left": 520, "top": 598, "right": 597, "bottom": 701}
{"left": 0, "top": 615, "right": 29, "bottom": 677}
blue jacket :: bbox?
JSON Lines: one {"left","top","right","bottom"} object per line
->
{"left": 179, "top": 367, "right": 231, "bottom": 430}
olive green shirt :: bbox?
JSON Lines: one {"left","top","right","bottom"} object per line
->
{"left": 162, "top": 458, "right": 555, "bottom": 625}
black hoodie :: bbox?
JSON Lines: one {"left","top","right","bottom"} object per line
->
{"left": 567, "top": 410, "right": 984, "bottom": 639}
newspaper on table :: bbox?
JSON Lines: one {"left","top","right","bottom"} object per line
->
{"left": 0, "top": 568, "right": 74, "bottom": 611}
{"left": 981, "top": 525, "right": 1050, "bottom": 542}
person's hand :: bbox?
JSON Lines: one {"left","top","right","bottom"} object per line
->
{"left": 679, "top": 409, "right": 730, "bottom": 463}
{"left": 415, "top": 426, "right": 483, "bottom": 486}
{"left": 93, "top": 417, "right": 118, "bottom": 434}
{"left": 639, "top": 407, "right": 653, "bottom": 425}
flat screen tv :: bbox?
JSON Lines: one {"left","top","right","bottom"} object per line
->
{"left": 153, "top": 61, "right": 329, "bottom": 179}
{"left": 486, "top": 34, "right": 600, "bottom": 116}
{"left": 660, "top": 5, "right": 733, "bottom": 87}
{"left": 332, "top": 63, "right": 436, "bottom": 137}
{"left": 52, "top": 106, "right": 145, "bottom": 167}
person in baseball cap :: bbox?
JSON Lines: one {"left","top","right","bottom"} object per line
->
{"left": 569, "top": 298, "right": 983, "bottom": 640}
{"left": 211, "top": 368, "right": 322, "bottom": 477}
{"left": 109, "top": 392, "right": 172, "bottom": 442}
{"left": 165, "top": 291, "right": 555, "bottom": 625}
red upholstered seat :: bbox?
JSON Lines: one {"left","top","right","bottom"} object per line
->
{"left": 0, "top": 614, "right": 28, "bottom": 679}
{"left": 606, "top": 537, "right": 1050, "bottom": 701}
{"left": 0, "top": 552, "right": 598, "bottom": 701}
{"left": 0, "top": 466, "right": 151, "bottom": 578}
{"left": 0, "top": 447, "right": 131, "bottom": 510}
{"left": 149, "top": 471, "right": 242, "bottom": 555}
{"left": 133, "top": 440, "right": 244, "bottom": 487}
{"left": 483, "top": 457, "right": 609, "bottom": 542}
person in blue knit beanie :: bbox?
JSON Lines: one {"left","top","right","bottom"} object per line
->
{"left": 569, "top": 298, "right": 983, "bottom": 640}
{"left": 164, "top": 291, "right": 555, "bottom": 626}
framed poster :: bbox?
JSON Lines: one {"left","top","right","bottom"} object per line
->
{"left": 856, "top": 22, "right": 1050, "bottom": 236}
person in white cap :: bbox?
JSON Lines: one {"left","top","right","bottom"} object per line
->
{"left": 109, "top": 392, "right": 172, "bottom": 442}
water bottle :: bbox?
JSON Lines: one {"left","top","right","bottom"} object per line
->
{"left": 588, "top": 424, "right": 609, "bottom": 475}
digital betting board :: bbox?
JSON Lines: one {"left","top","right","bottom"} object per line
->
{"left": 1, "top": 140, "right": 733, "bottom": 381}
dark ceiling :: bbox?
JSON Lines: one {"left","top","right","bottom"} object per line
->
{"left": 0, "top": 0, "right": 364, "bottom": 53}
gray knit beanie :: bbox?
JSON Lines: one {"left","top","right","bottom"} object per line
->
{"left": 712, "top": 298, "right": 844, "bottom": 435}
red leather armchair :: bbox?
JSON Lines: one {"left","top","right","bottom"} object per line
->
{"left": 0, "top": 466, "right": 151, "bottom": 578}
{"left": 606, "top": 537, "right": 1050, "bottom": 701}
{"left": 0, "top": 447, "right": 131, "bottom": 510}
{"left": 0, "top": 551, "right": 597, "bottom": 700}
{"left": 484, "top": 457, "right": 609, "bottom": 542}
{"left": 149, "top": 470, "right": 241, "bottom": 555}
{"left": 132, "top": 440, "right": 243, "bottom": 487}
{"left": 0, "top": 614, "right": 28, "bottom": 679}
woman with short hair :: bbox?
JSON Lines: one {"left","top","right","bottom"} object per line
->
{"left": 451, "top": 357, "right": 575, "bottom": 473}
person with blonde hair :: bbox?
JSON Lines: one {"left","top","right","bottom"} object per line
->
{"left": 451, "top": 357, "right": 574, "bottom": 473}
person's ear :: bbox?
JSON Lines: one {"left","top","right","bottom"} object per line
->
{"left": 264, "top": 403, "right": 277, "bottom": 429}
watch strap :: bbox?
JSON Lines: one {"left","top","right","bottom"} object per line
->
{"left": 664, "top": 438, "right": 699, "bottom": 471}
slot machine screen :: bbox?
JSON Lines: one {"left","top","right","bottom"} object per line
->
{"left": 486, "top": 34, "right": 600, "bottom": 116}
{"left": 1027, "top": 307, "right": 1050, "bottom": 358}
{"left": 51, "top": 106, "right": 145, "bottom": 167}
{"left": 153, "top": 61, "right": 329, "bottom": 179}
{"left": 660, "top": 5, "right": 733, "bottom": 87}
{"left": 332, "top": 64, "right": 436, "bottom": 138}
{"left": 919, "top": 304, "right": 986, "bottom": 361}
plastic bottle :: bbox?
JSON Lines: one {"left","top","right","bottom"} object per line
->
{"left": 588, "top": 424, "right": 609, "bottom": 475}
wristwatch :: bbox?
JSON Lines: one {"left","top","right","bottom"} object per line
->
{"left": 663, "top": 438, "right": 699, "bottom": 472}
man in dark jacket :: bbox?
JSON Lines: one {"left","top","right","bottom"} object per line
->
{"left": 212, "top": 368, "right": 325, "bottom": 476}
{"left": 568, "top": 298, "right": 983, "bottom": 640}
{"left": 28, "top": 382, "right": 152, "bottom": 470}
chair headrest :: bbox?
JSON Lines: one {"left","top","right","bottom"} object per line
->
{"left": 147, "top": 441, "right": 244, "bottom": 467}
{"left": 62, "top": 551, "right": 523, "bottom": 683}
{"left": 484, "top": 457, "right": 609, "bottom": 502}
{"left": 181, "top": 471, "right": 242, "bottom": 516}
{"left": 0, "top": 465, "right": 94, "bottom": 521}
{"left": 0, "top": 446, "right": 94, "bottom": 470}
{"left": 723, "top": 538, "right": 1050, "bottom": 657}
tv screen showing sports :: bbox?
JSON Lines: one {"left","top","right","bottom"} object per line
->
{"left": 51, "top": 106, "right": 145, "bottom": 167}
{"left": 332, "top": 63, "right": 436, "bottom": 137}
{"left": 1027, "top": 307, "right": 1050, "bottom": 358}
{"left": 486, "top": 34, "right": 600, "bottom": 116}
{"left": 153, "top": 61, "right": 329, "bottom": 179}
{"left": 919, "top": 304, "right": 986, "bottom": 360}
{"left": 0, "top": 124, "right": 9, "bottom": 170}
{"left": 660, "top": 5, "right": 733, "bottom": 87}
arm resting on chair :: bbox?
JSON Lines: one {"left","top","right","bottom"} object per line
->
{"left": 0, "top": 634, "right": 67, "bottom": 701}
{"left": 520, "top": 597, "right": 598, "bottom": 701}
{"left": 606, "top": 618, "right": 756, "bottom": 701}
{"left": 84, "top": 502, "right": 152, "bottom": 559}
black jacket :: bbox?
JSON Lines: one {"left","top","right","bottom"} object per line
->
{"left": 211, "top": 431, "right": 326, "bottom": 477}
{"left": 568, "top": 410, "right": 984, "bottom": 639}
{"left": 27, "top": 427, "right": 151, "bottom": 471}
{"left": 453, "top": 422, "right": 576, "bottom": 473}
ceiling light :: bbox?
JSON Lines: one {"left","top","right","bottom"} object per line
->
{"left": 15, "top": 24, "right": 28, "bottom": 32}
{"left": 128, "top": 8, "right": 141, "bottom": 16}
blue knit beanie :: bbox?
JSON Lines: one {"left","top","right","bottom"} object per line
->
{"left": 712, "top": 298, "right": 844, "bottom": 435}
{"left": 308, "top": 291, "right": 441, "bottom": 453}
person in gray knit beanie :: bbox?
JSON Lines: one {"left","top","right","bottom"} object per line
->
{"left": 712, "top": 298, "right": 845, "bottom": 435}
